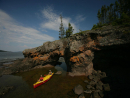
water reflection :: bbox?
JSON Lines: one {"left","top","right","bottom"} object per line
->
{"left": 55, "top": 62, "right": 67, "bottom": 76}
{"left": 0, "top": 75, "right": 32, "bottom": 98}
{"left": 0, "top": 64, "right": 89, "bottom": 98}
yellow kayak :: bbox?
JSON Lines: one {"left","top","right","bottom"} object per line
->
{"left": 33, "top": 73, "right": 54, "bottom": 88}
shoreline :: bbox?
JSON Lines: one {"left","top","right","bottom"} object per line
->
{"left": 0, "top": 58, "right": 66, "bottom": 77}
{"left": 0, "top": 57, "right": 130, "bottom": 98}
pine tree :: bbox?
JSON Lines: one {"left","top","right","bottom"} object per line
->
{"left": 65, "top": 23, "right": 74, "bottom": 38}
{"left": 94, "top": 0, "right": 130, "bottom": 28}
{"left": 97, "top": 9, "right": 102, "bottom": 23}
{"left": 101, "top": 6, "right": 105, "bottom": 24}
{"left": 59, "top": 14, "right": 65, "bottom": 39}
{"left": 104, "top": 5, "right": 107, "bottom": 24}
{"left": 115, "top": 0, "right": 120, "bottom": 18}
{"left": 109, "top": 3, "right": 114, "bottom": 23}
{"left": 106, "top": 6, "right": 110, "bottom": 23}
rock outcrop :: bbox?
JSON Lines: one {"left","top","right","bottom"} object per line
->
{"left": 73, "top": 69, "right": 110, "bottom": 98}
{"left": 22, "top": 25, "right": 130, "bottom": 76}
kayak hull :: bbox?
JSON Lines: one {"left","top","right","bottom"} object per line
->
{"left": 33, "top": 73, "right": 54, "bottom": 88}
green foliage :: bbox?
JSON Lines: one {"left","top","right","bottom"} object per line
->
{"left": 79, "top": 29, "right": 83, "bottom": 33}
{"left": 91, "top": 22, "right": 104, "bottom": 30}
{"left": 122, "top": 22, "right": 130, "bottom": 26}
{"left": 91, "top": 24, "right": 98, "bottom": 30}
{"left": 59, "top": 15, "right": 74, "bottom": 39}
{"left": 76, "top": 29, "right": 84, "bottom": 35}
{"left": 73, "top": 29, "right": 89, "bottom": 35}
{"left": 120, "top": 12, "right": 130, "bottom": 22}
{"left": 59, "top": 14, "right": 65, "bottom": 39}
{"left": 65, "top": 23, "right": 74, "bottom": 38}
{"left": 97, "top": 22, "right": 103, "bottom": 27}
{"left": 112, "top": 21, "right": 118, "bottom": 26}
{"left": 92, "top": 0, "right": 130, "bottom": 29}
{"left": 123, "top": 30, "right": 130, "bottom": 35}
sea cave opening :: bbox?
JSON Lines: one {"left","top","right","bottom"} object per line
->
{"left": 55, "top": 57, "right": 67, "bottom": 75}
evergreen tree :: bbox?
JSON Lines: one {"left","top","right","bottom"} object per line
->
{"left": 104, "top": 5, "right": 107, "bottom": 24}
{"left": 115, "top": 0, "right": 120, "bottom": 18}
{"left": 97, "top": 9, "right": 102, "bottom": 23}
{"left": 65, "top": 23, "right": 74, "bottom": 38}
{"left": 101, "top": 6, "right": 105, "bottom": 24}
{"left": 106, "top": 6, "right": 110, "bottom": 23}
{"left": 109, "top": 3, "right": 114, "bottom": 23}
{"left": 113, "top": 6, "right": 117, "bottom": 20}
{"left": 59, "top": 14, "right": 65, "bottom": 39}
{"left": 92, "top": 0, "right": 130, "bottom": 30}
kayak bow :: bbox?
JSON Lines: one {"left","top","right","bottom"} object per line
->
{"left": 33, "top": 73, "right": 54, "bottom": 88}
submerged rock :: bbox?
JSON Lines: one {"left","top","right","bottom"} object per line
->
{"left": 58, "top": 57, "right": 65, "bottom": 62}
{"left": 84, "top": 80, "right": 89, "bottom": 83}
{"left": 55, "top": 71, "right": 62, "bottom": 75}
{"left": 73, "top": 85, "right": 84, "bottom": 95}
{"left": 78, "top": 93, "right": 85, "bottom": 98}
{"left": 0, "top": 86, "right": 14, "bottom": 97}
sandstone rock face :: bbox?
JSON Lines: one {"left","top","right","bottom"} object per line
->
{"left": 22, "top": 25, "right": 130, "bottom": 76}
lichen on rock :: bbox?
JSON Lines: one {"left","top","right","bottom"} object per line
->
{"left": 22, "top": 25, "right": 130, "bottom": 77}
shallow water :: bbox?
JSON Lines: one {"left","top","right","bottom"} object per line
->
{"left": 0, "top": 53, "right": 90, "bottom": 98}
{"left": 55, "top": 62, "right": 67, "bottom": 76}
{"left": 0, "top": 75, "right": 32, "bottom": 98}
{"left": 0, "top": 67, "right": 90, "bottom": 98}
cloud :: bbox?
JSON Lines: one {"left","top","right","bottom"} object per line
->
{"left": 22, "top": 45, "right": 32, "bottom": 49}
{"left": 40, "top": 6, "right": 80, "bottom": 33}
{"left": 0, "top": 10, "right": 54, "bottom": 51}
{"left": 75, "top": 15, "right": 86, "bottom": 23}
{"left": 0, "top": 9, "right": 55, "bottom": 46}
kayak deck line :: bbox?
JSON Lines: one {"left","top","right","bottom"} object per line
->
{"left": 33, "top": 73, "right": 54, "bottom": 88}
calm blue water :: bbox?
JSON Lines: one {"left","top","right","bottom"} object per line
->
{"left": 0, "top": 52, "right": 24, "bottom": 61}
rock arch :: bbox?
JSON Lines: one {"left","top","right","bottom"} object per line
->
{"left": 23, "top": 35, "right": 96, "bottom": 76}
{"left": 23, "top": 25, "right": 130, "bottom": 76}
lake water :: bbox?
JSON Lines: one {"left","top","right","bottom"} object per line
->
{"left": 0, "top": 52, "right": 89, "bottom": 98}
{"left": 0, "top": 68, "right": 89, "bottom": 98}
{"left": 0, "top": 52, "right": 81, "bottom": 98}
{"left": 0, "top": 52, "right": 24, "bottom": 60}
{"left": 0, "top": 52, "right": 24, "bottom": 63}
{"left": 0, "top": 52, "right": 67, "bottom": 72}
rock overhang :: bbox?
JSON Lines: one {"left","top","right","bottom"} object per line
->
{"left": 22, "top": 25, "right": 130, "bottom": 76}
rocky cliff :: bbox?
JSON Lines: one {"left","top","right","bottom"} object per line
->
{"left": 23, "top": 25, "right": 130, "bottom": 76}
